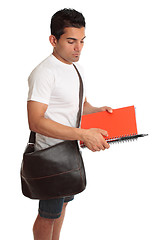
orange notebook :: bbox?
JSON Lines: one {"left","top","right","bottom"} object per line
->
{"left": 80, "top": 105, "right": 147, "bottom": 146}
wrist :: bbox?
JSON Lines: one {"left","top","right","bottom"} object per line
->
{"left": 74, "top": 128, "right": 86, "bottom": 142}
{"left": 94, "top": 107, "right": 102, "bottom": 113}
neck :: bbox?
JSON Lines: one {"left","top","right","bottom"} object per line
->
{"left": 52, "top": 51, "right": 72, "bottom": 65}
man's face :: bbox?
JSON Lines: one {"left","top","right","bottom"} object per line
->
{"left": 50, "top": 27, "right": 85, "bottom": 64}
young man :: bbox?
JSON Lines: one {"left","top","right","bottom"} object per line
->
{"left": 27, "top": 8, "right": 112, "bottom": 240}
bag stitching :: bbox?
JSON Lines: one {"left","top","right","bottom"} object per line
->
{"left": 21, "top": 166, "right": 81, "bottom": 180}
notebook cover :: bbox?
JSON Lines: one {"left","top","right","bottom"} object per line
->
{"left": 80, "top": 105, "right": 138, "bottom": 141}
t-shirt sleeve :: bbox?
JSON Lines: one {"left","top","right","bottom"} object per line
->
{"left": 27, "top": 67, "right": 54, "bottom": 105}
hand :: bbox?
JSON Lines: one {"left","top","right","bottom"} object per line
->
{"left": 99, "top": 106, "right": 113, "bottom": 113}
{"left": 80, "top": 128, "right": 110, "bottom": 152}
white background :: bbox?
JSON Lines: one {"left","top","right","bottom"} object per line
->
{"left": 0, "top": 0, "right": 158, "bottom": 239}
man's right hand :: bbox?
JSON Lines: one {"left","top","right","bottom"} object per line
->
{"left": 80, "top": 128, "right": 110, "bottom": 152}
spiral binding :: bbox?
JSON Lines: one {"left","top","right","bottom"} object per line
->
{"left": 80, "top": 134, "right": 148, "bottom": 148}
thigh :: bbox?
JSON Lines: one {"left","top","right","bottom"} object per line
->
{"left": 39, "top": 198, "right": 65, "bottom": 219}
{"left": 38, "top": 195, "right": 74, "bottom": 219}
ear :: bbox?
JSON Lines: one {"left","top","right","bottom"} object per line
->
{"left": 49, "top": 35, "right": 58, "bottom": 47}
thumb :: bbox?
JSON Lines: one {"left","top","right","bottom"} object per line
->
{"left": 98, "top": 129, "right": 108, "bottom": 137}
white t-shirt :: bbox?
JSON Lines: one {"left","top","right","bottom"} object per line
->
{"left": 27, "top": 54, "right": 85, "bottom": 150}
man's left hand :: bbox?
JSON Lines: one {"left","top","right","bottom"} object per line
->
{"left": 99, "top": 106, "right": 113, "bottom": 113}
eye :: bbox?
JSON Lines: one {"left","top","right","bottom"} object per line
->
{"left": 68, "top": 41, "right": 74, "bottom": 44}
{"left": 80, "top": 40, "right": 84, "bottom": 44}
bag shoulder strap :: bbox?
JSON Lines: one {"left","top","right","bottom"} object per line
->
{"left": 73, "top": 64, "right": 83, "bottom": 128}
{"left": 28, "top": 64, "right": 83, "bottom": 144}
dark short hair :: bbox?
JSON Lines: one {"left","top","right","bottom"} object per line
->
{"left": 50, "top": 8, "right": 86, "bottom": 40}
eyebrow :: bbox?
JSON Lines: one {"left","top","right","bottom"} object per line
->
{"left": 66, "top": 36, "right": 86, "bottom": 41}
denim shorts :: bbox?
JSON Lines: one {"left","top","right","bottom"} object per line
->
{"left": 39, "top": 195, "right": 74, "bottom": 219}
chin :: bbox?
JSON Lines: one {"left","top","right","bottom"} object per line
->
{"left": 72, "top": 57, "right": 80, "bottom": 63}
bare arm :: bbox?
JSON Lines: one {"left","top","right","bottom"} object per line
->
{"left": 27, "top": 101, "right": 82, "bottom": 141}
{"left": 83, "top": 97, "right": 113, "bottom": 115}
{"left": 27, "top": 100, "right": 110, "bottom": 151}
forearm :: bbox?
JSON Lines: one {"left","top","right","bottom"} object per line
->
{"left": 83, "top": 99, "right": 113, "bottom": 115}
{"left": 27, "top": 101, "right": 111, "bottom": 151}
{"left": 30, "top": 117, "right": 110, "bottom": 151}
{"left": 82, "top": 101, "right": 101, "bottom": 115}
{"left": 31, "top": 117, "right": 84, "bottom": 141}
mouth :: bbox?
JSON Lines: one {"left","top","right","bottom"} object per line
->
{"left": 73, "top": 53, "right": 80, "bottom": 57}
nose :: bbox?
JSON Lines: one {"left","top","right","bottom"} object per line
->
{"left": 74, "top": 42, "right": 82, "bottom": 52}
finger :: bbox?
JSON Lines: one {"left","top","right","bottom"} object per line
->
{"left": 100, "top": 137, "right": 110, "bottom": 149}
{"left": 92, "top": 146, "right": 101, "bottom": 152}
{"left": 98, "top": 129, "right": 108, "bottom": 137}
{"left": 106, "top": 107, "right": 113, "bottom": 113}
{"left": 103, "top": 141, "right": 110, "bottom": 149}
{"left": 93, "top": 145, "right": 104, "bottom": 151}
{"left": 100, "top": 106, "right": 113, "bottom": 113}
{"left": 98, "top": 143, "right": 107, "bottom": 150}
{"left": 84, "top": 143, "right": 94, "bottom": 151}
{"left": 85, "top": 143, "right": 100, "bottom": 152}
{"left": 95, "top": 142, "right": 109, "bottom": 151}
{"left": 100, "top": 145, "right": 106, "bottom": 150}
